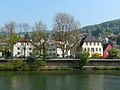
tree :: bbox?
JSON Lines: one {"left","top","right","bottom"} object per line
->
{"left": 31, "top": 21, "right": 48, "bottom": 59}
{"left": 52, "top": 13, "right": 80, "bottom": 57}
{"left": 76, "top": 51, "right": 89, "bottom": 69}
{"left": 4, "top": 22, "right": 20, "bottom": 57}
{"left": 108, "top": 48, "right": 120, "bottom": 59}
{"left": 116, "top": 36, "right": 120, "bottom": 45}
{"left": 16, "top": 23, "right": 31, "bottom": 37}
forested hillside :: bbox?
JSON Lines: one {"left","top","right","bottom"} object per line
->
{"left": 81, "top": 19, "right": 120, "bottom": 37}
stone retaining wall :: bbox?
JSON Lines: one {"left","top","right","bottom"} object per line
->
{"left": 46, "top": 59, "right": 120, "bottom": 67}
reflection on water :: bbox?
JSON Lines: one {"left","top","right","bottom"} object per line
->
{"left": 0, "top": 71, "right": 120, "bottom": 90}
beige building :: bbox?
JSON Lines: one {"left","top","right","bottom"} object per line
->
{"left": 80, "top": 35, "right": 103, "bottom": 57}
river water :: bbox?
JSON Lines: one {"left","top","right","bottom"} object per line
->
{"left": 0, "top": 71, "right": 120, "bottom": 90}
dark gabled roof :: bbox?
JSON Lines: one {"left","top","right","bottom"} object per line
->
{"left": 83, "top": 35, "right": 100, "bottom": 42}
{"left": 80, "top": 35, "right": 100, "bottom": 47}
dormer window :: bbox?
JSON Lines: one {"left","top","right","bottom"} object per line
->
{"left": 97, "top": 42, "right": 99, "bottom": 45}
{"left": 90, "top": 42, "right": 91, "bottom": 45}
{"left": 86, "top": 42, "right": 88, "bottom": 45}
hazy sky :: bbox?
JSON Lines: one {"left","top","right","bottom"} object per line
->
{"left": 0, "top": 0, "right": 120, "bottom": 30}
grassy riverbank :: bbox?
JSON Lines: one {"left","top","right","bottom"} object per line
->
{"left": 81, "top": 66, "right": 120, "bottom": 70}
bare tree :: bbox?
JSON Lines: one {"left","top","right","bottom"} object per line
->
{"left": 31, "top": 21, "right": 48, "bottom": 59}
{"left": 16, "top": 23, "right": 31, "bottom": 37}
{"left": 52, "top": 13, "right": 80, "bottom": 57}
{"left": 3, "top": 22, "right": 18, "bottom": 57}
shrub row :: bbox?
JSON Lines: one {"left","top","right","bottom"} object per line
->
{"left": 0, "top": 59, "right": 46, "bottom": 71}
{"left": 93, "top": 66, "right": 120, "bottom": 70}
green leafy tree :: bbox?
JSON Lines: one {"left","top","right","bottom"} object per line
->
{"left": 108, "top": 48, "right": 120, "bottom": 59}
{"left": 81, "top": 19, "right": 120, "bottom": 36}
{"left": 116, "top": 36, "right": 120, "bottom": 45}
{"left": 76, "top": 51, "right": 90, "bottom": 69}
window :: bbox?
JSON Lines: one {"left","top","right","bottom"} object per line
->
{"left": 96, "top": 48, "right": 98, "bottom": 51}
{"left": 17, "top": 52, "right": 20, "bottom": 55}
{"left": 88, "top": 48, "right": 90, "bottom": 52}
{"left": 90, "top": 42, "right": 91, "bottom": 45}
{"left": 23, "top": 47, "right": 26, "bottom": 50}
{"left": 51, "top": 44, "right": 53, "bottom": 46}
{"left": 17, "top": 47, "right": 20, "bottom": 50}
{"left": 53, "top": 53, "right": 56, "bottom": 56}
{"left": 99, "top": 48, "right": 101, "bottom": 51}
{"left": 86, "top": 42, "right": 88, "bottom": 45}
{"left": 29, "top": 48, "right": 32, "bottom": 50}
{"left": 91, "top": 48, "right": 94, "bottom": 52}
{"left": 94, "top": 42, "right": 96, "bottom": 45}
{"left": 49, "top": 49, "right": 52, "bottom": 51}
{"left": 53, "top": 49, "right": 56, "bottom": 51}
{"left": 29, "top": 52, "right": 32, "bottom": 55}
{"left": 97, "top": 42, "right": 99, "bottom": 45}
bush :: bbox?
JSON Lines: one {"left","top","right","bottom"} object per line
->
{"left": 92, "top": 53, "right": 100, "bottom": 59}
{"left": 6, "top": 60, "right": 25, "bottom": 70}
{"left": 108, "top": 48, "right": 120, "bottom": 59}
{"left": 76, "top": 51, "right": 90, "bottom": 69}
{"left": 0, "top": 59, "right": 46, "bottom": 71}
{"left": 93, "top": 66, "right": 110, "bottom": 70}
{"left": 21, "top": 64, "right": 31, "bottom": 71}
{"left": 30, "top": 60, "right": 46, "bottom": 71}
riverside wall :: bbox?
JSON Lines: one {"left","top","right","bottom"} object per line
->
{"left": 0, "top": 58, "right": 120, "bottom": 67}
{"left": 46, "top": 59, "right": 120, "bottom": 67}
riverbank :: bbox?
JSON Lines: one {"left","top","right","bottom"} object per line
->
{"left": 44, "top": 66, "right": 120, "bottom": 71}
{"left": 0, "top": 59, "right": 120, "bottom": 71}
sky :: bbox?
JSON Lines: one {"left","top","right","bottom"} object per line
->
{"left": 0, "top": 0, "right": 120, "bottom": 30}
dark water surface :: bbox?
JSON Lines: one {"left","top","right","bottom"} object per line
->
{"left": 0, "top": 70, "right": 120, "bottom": 90}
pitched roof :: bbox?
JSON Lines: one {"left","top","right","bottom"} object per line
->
{"left": 18, "top": 37, "right": 31, "bottom": 42}
{"left": 80, "top": 35, "right": 100, "bottom": 47}
{"left": 103, "top": 43, "right": 113, "bottom": 51}
{"left": 83, "top": 35, "right": 100, "bottom": 42}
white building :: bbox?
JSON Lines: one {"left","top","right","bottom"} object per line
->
{"left": 13, "top": 37, "right": 34, "bottom": 57}
{"left": 48, "top": 40, "right": 71, "bottom": 58}
{"left": 80, "top": 35, "right": 103, "bottom": 57}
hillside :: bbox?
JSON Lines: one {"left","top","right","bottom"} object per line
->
{"left": 81, "top": 19, "right": 120, "bottom": 36}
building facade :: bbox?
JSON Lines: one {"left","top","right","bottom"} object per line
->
{"left": 80, "top": 35, "right": 103, "bottom": 57}
{"left": 13, "top": 37, "right": 34, "bottom": 58}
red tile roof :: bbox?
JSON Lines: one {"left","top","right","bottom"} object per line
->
{"left": 18, "top": 37, "right": 30, "bottom": 42}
